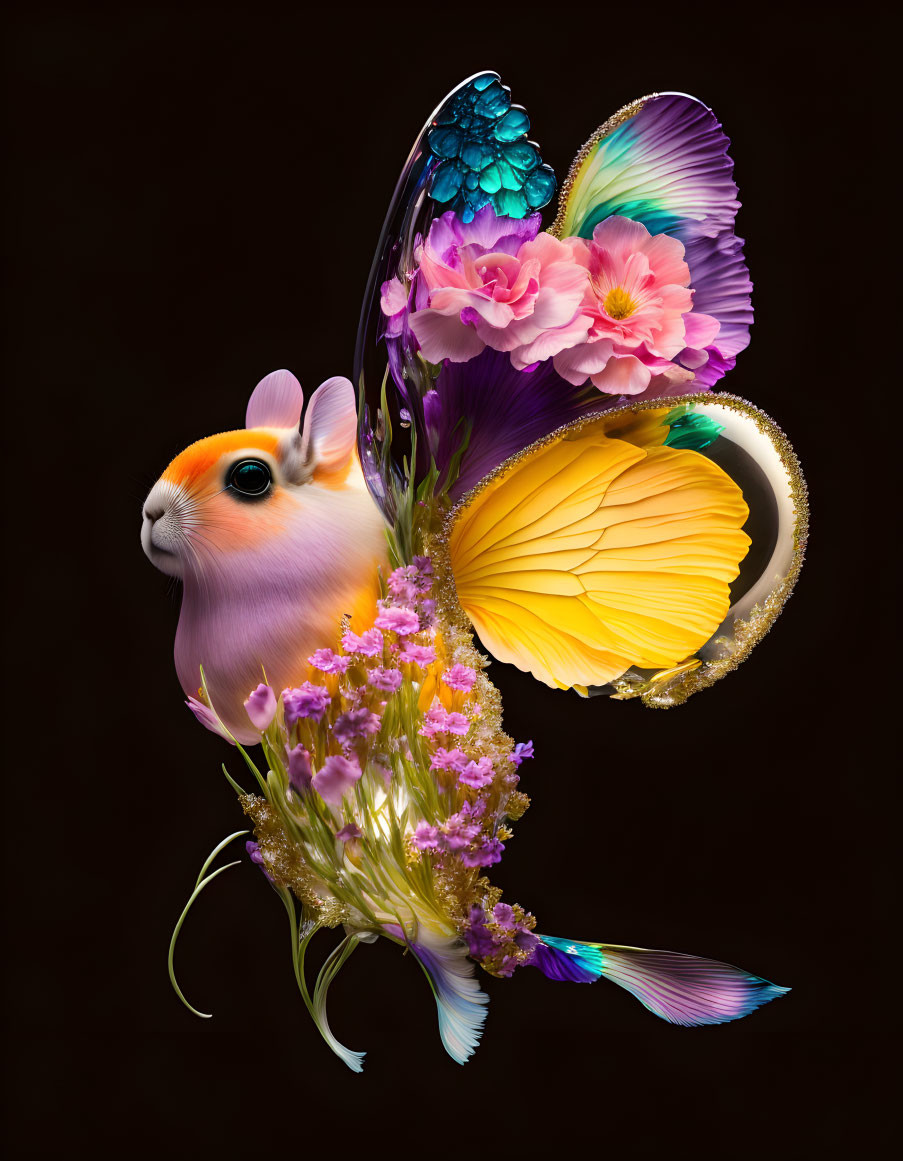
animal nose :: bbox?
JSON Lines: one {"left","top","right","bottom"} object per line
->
{"left": 143, "top": 499, "right": 166, "bottom": 524}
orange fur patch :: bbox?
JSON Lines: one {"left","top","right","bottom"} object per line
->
{"left": 162, "top": 430, "right": 279, "bottom": 488}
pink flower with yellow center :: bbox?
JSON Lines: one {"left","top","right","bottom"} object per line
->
{"left": 553, "top": 216, "right": 721, "bottom": 396}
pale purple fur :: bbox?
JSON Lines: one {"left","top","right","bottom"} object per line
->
{"left": 173, "top": 472, "right": 386, "bottom": 743}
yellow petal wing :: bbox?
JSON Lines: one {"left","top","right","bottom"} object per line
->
{"left": 447, "top": 422, "right": 750, "bottom": 690}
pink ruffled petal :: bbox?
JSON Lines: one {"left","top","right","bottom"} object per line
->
{"left": 636, "top": 231, "right": 691, "bottom": 287}
{"left": 512, "top": 314, "right": 593, "bottom": 368}
{"left": 682, "top": 310, "right": 721, "bottom": 350}
{"left": 591, "top": 216, "right": 654, "bottom": 262}
{"left": 409, "top": 308, "right": 486, "bottom": 363}
{"left": 244, "top": 683, "right": 277, "bottom": 731}
{"left": 553, "top": 337, "right": 615, "bottom": 382}
{"left": 589, "top": 353, "right": 652, "bottom": 395}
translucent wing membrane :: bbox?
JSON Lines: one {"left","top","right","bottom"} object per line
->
{"left": 354, "top": 73, "right": 558, "bottom": 516}
{"left": 444, "top": 395, "right": 807, "bottom": 704}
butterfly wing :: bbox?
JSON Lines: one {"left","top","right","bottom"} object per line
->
{"left": 356, "top": 84, "right": 755, "bottom": 521}
{"left": 443, "top": 395, "right": 807, "bottom": 705}
{"left": 353, "top": 72, "right": 559, "bottom": 514}
{"left": 549, "top": 92, "right": 753, "bottom": 379}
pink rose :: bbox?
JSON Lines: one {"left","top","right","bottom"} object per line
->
{"left": 408, "top": 207, "right": 587, "bottom": 368}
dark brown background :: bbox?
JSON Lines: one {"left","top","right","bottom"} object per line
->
{"left": 4, "top": 8, "right": 889, "bottom": 1160}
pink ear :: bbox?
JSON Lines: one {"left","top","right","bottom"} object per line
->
{"left": 246, "top": 369, "right": 304, "bottom": 429}
{"left": 301, "top": 377, "right": 357, "bottom": 472}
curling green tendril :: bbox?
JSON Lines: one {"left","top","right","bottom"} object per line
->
{"left": 167, "top": 830, "right": 249, "bottom": 1019}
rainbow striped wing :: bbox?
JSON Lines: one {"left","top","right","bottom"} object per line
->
{"left": 550, "top": 92, "right": 753, "bottom": 372}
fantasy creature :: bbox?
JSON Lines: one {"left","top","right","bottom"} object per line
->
{"left": 142, "top": 75, "right": 807, "bottom": 1069}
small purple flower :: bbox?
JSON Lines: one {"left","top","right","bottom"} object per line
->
{"left": 287, "top": 743, "right": 312, "bottom": 793}
{"left": 419, "top": 599, "right": 437, "bottom": 627}
{"left": 388, "top": 565, "right": 421, "bottom": 603}
{"left": 493, "top": 903, "right": 516, "bottom": 929}
{"left": 186, "top": 696, "right": 234, "bottom": 744}
{"left": 336, "top": 822, "right": 362, "bottom": 842}
{"left": 341, "top": 627, "right": 384, "bottom": 657}
{"left": 312, "top": 754, "right": 362, "bottom": 806}
{"left": 380, "top": 275, "right": 407, "bottom": 338}
{"left": 243, "top": 683, "right": 277, "bottom": 731}
{"left": 245, "top": 840, "right": 274, "bottom": 883}
{"left": 412, "top": 822, "right": 440, "bottom": 850}
{"left": 442, "top": 663, "right": 477, "bottom": 692}
{"left": 308, "top": 648, "right": 350, "bottom": 674}
{"left": 369, "top": 666, "right": 403, "bottom": 693}
{"left": 430, "top": 747, "right": 469, "bottom": 773}
{"left": 399, "top": 643, "right": 437, "bottom": 667}
{"left": 374, "top": 606, "right": 421, "bottom": 636}
{"left": 283, "top": 682, "right": 331, "bottom": 725}
{"left": 467, "top": 797, "right": 487, "bottom": 819}
{"left": 333, "top": 707, "right": 381, "bottom": 746}
{"left": 509, "top": 740, "right": 535, "bottom": 767}
{"left": 458, "top": 757, "right": 494, "bottom": 789}
{"left": 444, "top": 712, "right": 470, "bottom": 736}
{"left": 464, "top": 905, "right": 497, "bottom": 959}
{"left": 515, "top": 929, "right": 540, "bottom": 957}
{"left": 418, "top": 704, "right": 449, "bottom": 738}
{"left": 440, "top": 813, "right": 481, "bottom": 851}
{"left": 460, "top": 838, "right": 505, "bottom": 868}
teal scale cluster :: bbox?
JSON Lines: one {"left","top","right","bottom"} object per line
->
{"left": 427, "top": 74, "right": 556, "bottom": 222}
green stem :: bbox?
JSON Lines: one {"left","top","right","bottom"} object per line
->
{"left": 168, "top": 830, "right": 249, "bottom": 1019}
{"left": 221, "top": 764, "right": 248, "bottom": 797}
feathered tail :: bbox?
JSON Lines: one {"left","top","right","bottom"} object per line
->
{"left": 534, "top": 935, "right": 789, "bottom": 1026}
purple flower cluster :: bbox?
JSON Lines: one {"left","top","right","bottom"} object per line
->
{"left": 399, "top": 643, "right": 436, "bottom": 667}
{"left": 386, "top": 559, "right": 434, "bottom": 604}
{"left": 261, "top": 559, "right": 441, "bottom": 824}
{"left": 464, "top": 902, "right": 540, "bottom": 977}
{"left": 341, "top": 627, "right": 384, "bottom": 657}
{"left": 307, "top": 648, "right": 349, "bottom": 674}
{"left": 442, "top": 663, "right": 477, "bottom": 692}
{"left": 283, "top": 682, "right": 331, "bottom": 725}
{"left": 369, "top": 667, "right": 403, "bottom": 693}
{"left": 333, "top": 707, "right": 381, "bottom": 745}
{"left": 240, "top": 555, "right": 537, "bottom": 935}
{"left": 419, "top": 702, "right": 470, "bottom": 739}
{"left": 411, "top": 803, "right": 502, "bottom": 867}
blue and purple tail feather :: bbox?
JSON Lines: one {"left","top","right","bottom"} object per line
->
{"left": 535, "top": 935, "right": 789, "bottom": 1026}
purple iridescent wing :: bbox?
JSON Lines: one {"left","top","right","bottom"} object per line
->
{"left": 549, "top": 92, "right": 753, "bottom": 380}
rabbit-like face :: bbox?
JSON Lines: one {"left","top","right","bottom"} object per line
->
{"left": 141, "top": 430, "right": 286, "bottom": 578}
{"left": 140, "top": 370, "right": 388, "bottom": 742}
{"left": 141, "top": 369, "right": 367, "bottom": 581}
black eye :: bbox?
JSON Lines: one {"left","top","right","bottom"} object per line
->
{"left": 228, "top": 459, "right": 272, "bottom": 499}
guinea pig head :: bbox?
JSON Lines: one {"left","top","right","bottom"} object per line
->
{"left": 141, "top": 370, "right": 387, "bottom": 743}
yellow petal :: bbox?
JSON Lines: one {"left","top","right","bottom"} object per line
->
{"left": 448, "top": 425, "right": 750, "bottom": 690}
